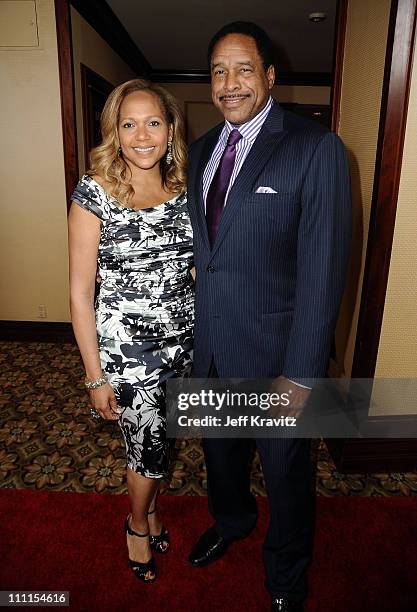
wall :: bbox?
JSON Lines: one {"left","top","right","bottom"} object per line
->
{"left": 70, "top": 6, "right": 137, "bottom": 174}
{"left": 0, "top": 0, "right": 69, "bottom": 322}
{"left": 333, "top": 0, "right": 392, "bottom": 377}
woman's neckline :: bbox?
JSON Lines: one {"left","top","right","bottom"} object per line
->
{"left": 86, "top": 175, "right": 180, "bottom": 212}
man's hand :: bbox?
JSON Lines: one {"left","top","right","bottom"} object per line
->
{"left": 269, "top": 375, "right": 311, "bottom": 419}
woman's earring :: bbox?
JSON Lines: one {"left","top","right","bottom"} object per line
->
{"left": 118, "top": 147, "right": 122, "bottom": 156}
{"left": 166, "top": 140, "right": 173, "bottom": 165}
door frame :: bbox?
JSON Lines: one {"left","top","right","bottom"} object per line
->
{"left": 55, "top": 0, "right": 78, "bottom": 205}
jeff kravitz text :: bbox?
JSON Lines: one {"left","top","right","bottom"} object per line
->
{"left": 177, "top": 415, "right": 297, "bottom": 427}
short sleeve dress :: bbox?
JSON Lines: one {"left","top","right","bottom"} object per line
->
{"left": 71, "top": 175, "right": 194, "bottom": 478}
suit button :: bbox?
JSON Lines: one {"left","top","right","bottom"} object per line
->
{"left": 207, "top": 265, "right": 216, "bottom": 273}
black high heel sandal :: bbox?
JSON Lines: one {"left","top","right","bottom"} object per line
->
{"left": 124, "top": 515, "right": 156, "bottom": 583}
{"left": 148, "top": 506, "right": 170, "bottom": 554}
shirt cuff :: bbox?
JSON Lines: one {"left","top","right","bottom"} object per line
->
{"left": 288, "top": 378, "right": 312, "bottom": 390}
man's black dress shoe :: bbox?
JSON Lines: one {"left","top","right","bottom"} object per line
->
{"left": 188, "top": 525, "right": 231, "bottom": 566}
{"left": 271, "top": 599, "right": 304, "bottom": 612}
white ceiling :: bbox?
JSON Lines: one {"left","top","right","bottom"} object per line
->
{"left": 105, "top": 0, "right": 337, "bottom": 72}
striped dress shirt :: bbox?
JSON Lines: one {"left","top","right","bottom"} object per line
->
{"left": 202, "top": 96, "right": 274, "bottom": 210}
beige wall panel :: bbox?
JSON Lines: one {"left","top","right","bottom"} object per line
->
{"left": 273, "top": 85, "right": 330, "bottom": 105}
{"left": 71, "top": 6, "right": 137, "bottom": 173}
{"left": 185, "top": 101, "right": 222, "bottom": 142}
{"left": 333, "top": 0, "right": 391, "bottom": 377}
{"left": 370, "top": 44, "right": 417, "bottom": 414}
{"left": 0, "top": 0, "right": 69, "bottom": 322}
{"left": 0, "top": 0, "right": 38, "bottom": 47}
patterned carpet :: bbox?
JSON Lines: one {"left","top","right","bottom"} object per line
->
{"left": 1, "top": 341, "right": 416, "bottom": 496}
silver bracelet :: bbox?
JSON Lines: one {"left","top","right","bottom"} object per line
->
{"left": 85, "top": 373, "right": 107, "bottom": 389}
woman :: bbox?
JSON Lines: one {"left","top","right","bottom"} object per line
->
{"left": 68, "top": 79, "right": 193, "bottom": 583}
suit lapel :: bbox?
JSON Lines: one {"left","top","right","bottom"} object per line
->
{"left": 209, "top": 102, "right": 287, "bottom": 259}
{"left": 191, "top": 124, "right": 223, "bottom": 252}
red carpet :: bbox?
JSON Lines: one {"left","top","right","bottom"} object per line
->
{"left": 0, "top": 490, "right": 416, "bottom": 612}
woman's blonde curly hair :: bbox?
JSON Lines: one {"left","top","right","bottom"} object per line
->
{"left": 87, "top": 79, "right": 187, "bottom": 207}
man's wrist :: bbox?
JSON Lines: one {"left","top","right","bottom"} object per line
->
{"left": 287, "top": 378, "right": 312, "bottom": 390}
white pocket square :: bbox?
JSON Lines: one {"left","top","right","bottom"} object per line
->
{"left": 255, "top": 186, "right": 277, "bottom": 194}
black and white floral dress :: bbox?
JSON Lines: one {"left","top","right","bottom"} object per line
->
{"left": 71, "top": 175, "right": 194, "bottom": 478}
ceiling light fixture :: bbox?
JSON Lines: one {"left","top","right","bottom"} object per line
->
{"left": 309, "top": 12, "right": 326, "bottom": 23}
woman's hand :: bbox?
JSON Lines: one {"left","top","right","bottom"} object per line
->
{"left": 89, "top": 383, "right": 120, "bottom": 420}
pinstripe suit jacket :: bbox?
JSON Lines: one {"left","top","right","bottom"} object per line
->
{"left": 187, "top": 101, "right": 351, "bottom": 379}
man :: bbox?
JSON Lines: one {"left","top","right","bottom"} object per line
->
{"left": 187, "top": 22, "right": 351, "bottom": 611}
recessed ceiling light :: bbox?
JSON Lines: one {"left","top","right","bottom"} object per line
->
{"left": 309, "top": 12, "right": 326, "bottom": 23}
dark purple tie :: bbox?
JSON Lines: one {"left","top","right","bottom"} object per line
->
{"left": 206, "top": 129, "right": 242, "bottom": 246}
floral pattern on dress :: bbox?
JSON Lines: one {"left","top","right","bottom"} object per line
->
{"left": 71, "top": 176, "right": 194, "bottom": 478}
